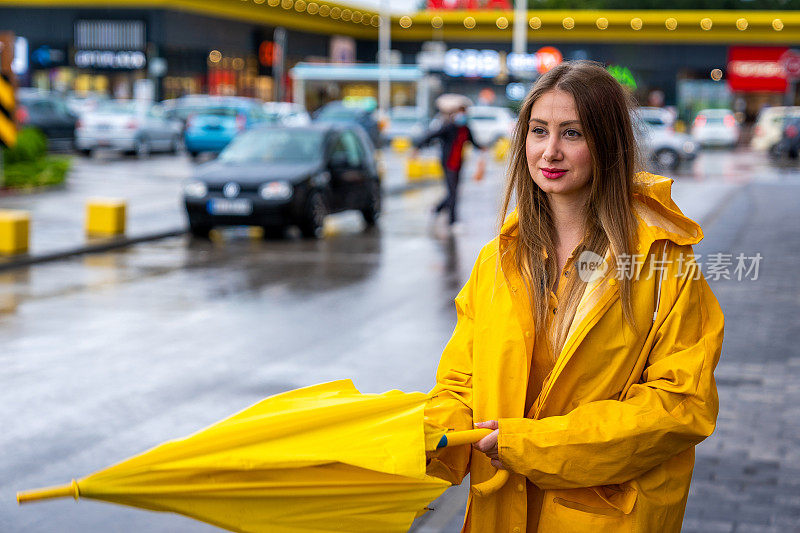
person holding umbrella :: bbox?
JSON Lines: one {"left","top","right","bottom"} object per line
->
{"left": 425, "top": 61, "right": 725, "bottom": 532}
{"left": 412, "top": 95, "right": 486, "bottom": 228}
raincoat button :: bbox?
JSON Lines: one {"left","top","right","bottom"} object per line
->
{"left": 511, "top": 286, "right": 517, "bottom": 292}
{"left": 609, "top": 278, "right": 618, "bottom": 286}
{"left": 513, "top": 528, "right": 521, "bottom": 533}
{"left": 516, "top": 483, "right": 524, "bottom": 492}
{"left": 525, "top": 331, "right": 531, "bottom": 338}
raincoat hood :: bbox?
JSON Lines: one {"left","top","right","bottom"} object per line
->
{"left": 499, "top": 172, "right": 704, "bottom": 252}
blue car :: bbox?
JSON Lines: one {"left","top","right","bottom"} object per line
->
{"left": 183, "top": 97, "right": 272, "bottom": 159}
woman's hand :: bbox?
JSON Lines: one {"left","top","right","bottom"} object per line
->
{"left": 473, "top": 420, "right": 506, "bottom": 470}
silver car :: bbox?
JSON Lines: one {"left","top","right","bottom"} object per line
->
{"left": 633, "top": 113, "right": 698, "bottom": 171}
{"left": 75, "top": 100, "right": 183, "bottom": 157}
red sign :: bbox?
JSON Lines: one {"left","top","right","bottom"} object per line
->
{"left": 727, "top": 46, "right": 788, "bottom": 93}
{"left": 259, "top": 41, "right": 275, "bottom": 67}
{"left": 780, "top": 49, "right": 800, "bottom": 80}
{"left": 427, "top": 0, "right": 511, "bottom": 9}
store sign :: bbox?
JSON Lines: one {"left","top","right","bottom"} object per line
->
{"left": 74, "top": 50, "right": 146, "bottom": 70}
{"left": 727, "top": 46, "right": 788, "bottom": 93}
{"left": 12, "top": 36, "right": 27, "bottom": 75}
{"left": 443, "top": 46, "right": 562, "bottom": 78}
{"left": 74, "top": 20, "right": 146, "bottom": 51}
{"left": 507, "top": 47, "right": 563, "bottom": 75}
{"left": 31, "top": 45, "right": 66, "bottom": 68}
{"left": 444, "top": 49, "right": 500, "bottom": 78}
{"left": 427, "top": 0, "right": 511, "bottom": 9}
{"left": 607, "top": 65, "right": 637, "bottom": 90}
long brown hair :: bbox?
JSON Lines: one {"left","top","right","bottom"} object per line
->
{"left": 499, "top": 60, "right": 642, "bottom": 361}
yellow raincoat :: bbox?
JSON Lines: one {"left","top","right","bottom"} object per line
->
{"left": 426, "top": 173, "right": 725, "bottom": 532}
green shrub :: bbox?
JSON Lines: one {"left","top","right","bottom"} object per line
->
{"left": 3, "top": 156, "right": 70, "bottom": 188}
{"left": 1, "top": 128, "right": 71, "bottom": 189}
{"left": 3, "top": 127, "right": 48, "bottom": 165}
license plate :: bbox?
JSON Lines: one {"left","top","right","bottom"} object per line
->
{"left": 97, "top": 139, "right": 110, "bottom": 146}
{"left": 208, "top": 198, "right": 252, "bottom": 215}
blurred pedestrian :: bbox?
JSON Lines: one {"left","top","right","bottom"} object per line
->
{"left": 425, "top": 61, "right": 725, "bottom": 532}
{"left": 412, "top": 103, "right": 486, "bottom": 227}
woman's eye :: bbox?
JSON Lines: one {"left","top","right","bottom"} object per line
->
{"left": 531, "top": 127, "right": 546, "bottom": 135}
{"left": 565, "top": 129, "right": 582, "bottom": 138}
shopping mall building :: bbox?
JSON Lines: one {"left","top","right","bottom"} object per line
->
{"left": 0, "top": 1, "right": 798, "bottom": 120}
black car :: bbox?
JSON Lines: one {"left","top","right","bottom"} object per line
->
{"left": 770, "top": 117, "right": 800, "bottom": 160}
{"left": 16, "top": 90, "right": 78, "bottom": 150}
{"left": 183, "top": 124, "right": 381, "bottom": 239}
{"left": 313, "top": 101, "right": 382, "bottom": 147}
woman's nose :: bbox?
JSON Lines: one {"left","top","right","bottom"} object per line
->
{"left": 543, "top": 137, "right": 562, "bottom": 161}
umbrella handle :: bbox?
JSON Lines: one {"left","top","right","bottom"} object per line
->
{"left": 434, "top": 429, "right": 510, "bottom": 496}
{"left": 471, "top": 469, "right": 510, "bottom": 497}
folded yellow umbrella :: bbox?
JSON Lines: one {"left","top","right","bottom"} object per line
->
{"left": 18, "top": 380, "right": 503, "bottom": 533}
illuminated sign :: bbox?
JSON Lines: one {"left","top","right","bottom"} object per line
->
{"left": 74, "top": 50, "right": 146, "bottom": 69}
{"left": 727, "top": 46, "right": 788, "bottom": 92}
{"left": 444, "top": 49, "right": 501, "bottom": 78}
{"left": 507, "top": 46, "right": 563, "bottom": 75}
{"left": 427, "top": 0, "right": 511, "bottom": 9}
{"left": 607, "top": 65, "right": 637, "bottom": 90}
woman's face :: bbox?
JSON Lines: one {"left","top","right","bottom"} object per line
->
{"left": 525, "top": 89, "right": 593, "bottom": 200}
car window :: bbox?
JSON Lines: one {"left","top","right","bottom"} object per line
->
{"left": 30, "top": 100, "right": 56, "bottom": 114}
{"left": 331, "top": 131, "right": 363, "bottom": 167}
{"left": 218, "top": 129, "right": 324, "bottom": 163}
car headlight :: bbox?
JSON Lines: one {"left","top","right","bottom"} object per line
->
{"left": 259, "top": 181, "right": 293, "bottom": 200}
{"left": 184, "top": 181, "right": 207, "bottom": 198}
{"left": 682, "top": 141, "right": 696, "bottom": 153}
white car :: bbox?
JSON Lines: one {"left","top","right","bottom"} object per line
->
{"left": 385, "top": 106, "right": 427, "bottom": 141}
{"left": 637, "top": 106, "right": 677, "bottom": 129}
{"left": 691, "top": 108, "right": 739, "bottom": 148}
{"left": 633, "top": 114, "right": 698, "bottom": 171}
{"left": 75, "top": 100, "right": 183, "bottom": 157}
{"left": 750, "top": 106, "right": 800, "bottom": 152}
{"left": 467, "top": 105, "right": 516, "bottom": 147}
{"left": 262, "top": 102, "right": 311, "bottom": 127}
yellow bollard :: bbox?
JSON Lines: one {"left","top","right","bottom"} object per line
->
{"left": 406, "top": 157, "right": 425, "bottom": 181}
{"left": 0, "top": 210, "right": 30, "bottom": 255}
{"left": 86, "top": 198, "right": 126, "bottom": 237}
{"left": 494, "top": 137, "right": 511, "bottom": 161}
{"left": 391, "top": 136, "right": 411, "bottom": 153}
{"left": 423, "top": 157, "right": 444, "bottom": 180}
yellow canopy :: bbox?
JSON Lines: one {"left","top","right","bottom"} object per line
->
{"left": 18, "top": 380, "right": 453, "bottom": 533}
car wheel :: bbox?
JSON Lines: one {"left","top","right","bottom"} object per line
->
{"left": 361, "top": 180, "right": 381, "bottom": 227}
{"left": 262, "top": 225, "right": 285, "bottom": 240}
{"left": 189, "top": 151, "right": 201, "bottom": 161}
{"left": 654, "top": 148, "right": 679, "bottom": 171}
{"left": 299, "top": 190, "right": 327, "bottom": 239}
{"left": 78, "top": 148, "right": 92, "bottom": 157}
{"left": 189, "top": 224, "right": 211, "bottom": 239}
{"left": 135, "top": 137, "right": 151, "bottom": 159}
{"left": 768, "top": 144, "right": 783, "bottom": 161}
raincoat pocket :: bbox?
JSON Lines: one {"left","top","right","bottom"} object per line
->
{"left": 537, "top": 487, "right": 637, "bottom": 533}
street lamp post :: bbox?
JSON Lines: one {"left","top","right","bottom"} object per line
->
{"left": 513, "top": 0, "right": 526, "bottom": 56}
{"left": 378, "top": 0, "right": 390, "bottom": 118}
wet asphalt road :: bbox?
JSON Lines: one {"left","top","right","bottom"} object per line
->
{"left": 2, "top": 148, "right": 800, "bottom": 532}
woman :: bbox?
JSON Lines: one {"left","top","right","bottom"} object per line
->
{"left": 425, "top": 61, "right": 725, "bottom": 532}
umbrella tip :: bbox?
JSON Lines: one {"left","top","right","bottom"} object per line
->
{"left": 17, "top": 480, "right": 80, "bottom": 505}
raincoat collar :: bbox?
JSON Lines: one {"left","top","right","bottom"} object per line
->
{"left": 498, "top": 172, "right": 703, "bottom": 257}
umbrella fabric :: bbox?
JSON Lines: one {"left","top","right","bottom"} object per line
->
{"left": 435, "top": 94, "right": 473, "bottom": 114}
{"left": 19, "top": 380, "right": 450, "bottom": 533}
